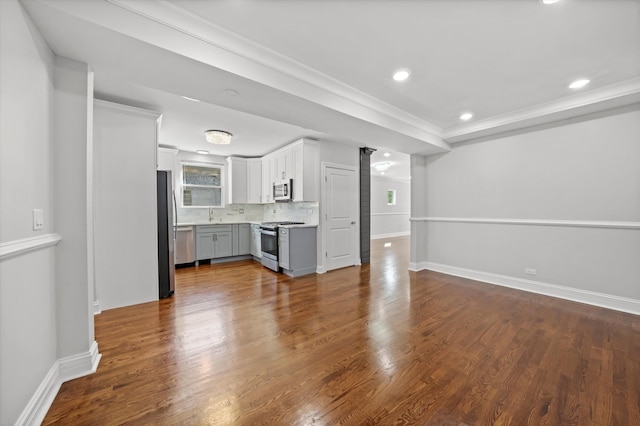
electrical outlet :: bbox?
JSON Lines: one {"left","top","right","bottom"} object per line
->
{"left": 273, "top": 209, "right": 276, "bottom": 214}
{"left": 525, "top": 268, "right": 537, "bottom": 276}
{"left": 239, "top": 208, "right": 244, "bottom": 214}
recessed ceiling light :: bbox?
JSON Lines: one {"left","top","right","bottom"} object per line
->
{"left": 393, "top": 68, "right": 411, "bottom": 82}
{"left": 460, "top": 112, "right": 474, "bottom": 121}
{"left": 540, "top": 0, "right": 559, "bottom": 4}
{"left": 380, "top": 172, "right": 385, "bottom": 175}
{"left": 196, "top": 150, "right": 209, "bottom": 155}
{"left": 383, "top": 152, "right": 391, "bottom": 157}
{"left": 569, "top": 79, "right": 590, "bottom": 89}
{"left": 181, "top": 96, "right": 200, "bottom": 102}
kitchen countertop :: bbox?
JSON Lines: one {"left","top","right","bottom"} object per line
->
{"left": 175, "top": 221, "right": 259, "bottom": 226}
{"left": 175, "top": 221, "right": 317, "bottom": 228}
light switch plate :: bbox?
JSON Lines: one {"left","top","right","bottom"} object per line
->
{"left": 33, "top": 209, "right": 44, "bottom": 230}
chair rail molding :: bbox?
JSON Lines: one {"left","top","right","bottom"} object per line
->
{"left": 0, "top": 234, "right": 62, "bottom": 261}
{"left": 409, "top": 217, "right": 640, "bottom": 230}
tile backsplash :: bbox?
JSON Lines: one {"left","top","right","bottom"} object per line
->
{"left": 176, "top": 202, "right": 319, "bottom": 225}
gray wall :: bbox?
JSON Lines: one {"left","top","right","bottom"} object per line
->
{"left": 370, "top": 176, "right": 410, "bottom": 238}
{"left": 411, "top": 108, "right": 640, "bottom": 312}
{"left": 0, "top": 1, "right": 96, "bottom": 423}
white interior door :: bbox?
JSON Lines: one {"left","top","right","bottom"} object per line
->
{"left": 324, "top": 164, "right": 358, "bottom": 271}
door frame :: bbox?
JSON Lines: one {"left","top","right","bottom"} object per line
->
{"left": 319, "top": 161, "right": 360, "bottom": 273}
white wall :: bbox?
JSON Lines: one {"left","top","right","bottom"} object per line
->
{"left": 1, "top": 1, "right": 97, "bottom": 424}
{"left": 411, "top": 109, "right": 640, "bottom": 314}
{"left": 0, "top": 2, "right": 58, "bottom": 423}
{"left": 317, "top": 140, "right": 360, "bottom": 272}
{"left": 370, "top": 176, "right": 410, "bottom": 239}
{"left": 94, "top": 101, "right": 160, "bottom": 311}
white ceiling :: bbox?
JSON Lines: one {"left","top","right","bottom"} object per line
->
{"left": 21, "top": 0, "right": 640, "bottom": 180}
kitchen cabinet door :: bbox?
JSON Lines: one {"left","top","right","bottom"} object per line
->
{"left": 275, "top": 148, "right": 293, "bottom": 181}
{"left": 227, "top": 157, "right": 248, "bottom": 204}
{"left": 247, "top": 159, "right": 262, "bottom": 204}
{"left": 196, "top": 233, "right": 215, "bottom": 260}
{"left": 237, "top": 223, "right": 251, "bottom": 255}
{"left": 213, "top": 231, "right": 233, "bottom": 258}
{"left": 261, "top": 154, "right": 275, "bottom": 203}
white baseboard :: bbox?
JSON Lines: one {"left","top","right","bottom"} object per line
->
{"left": 371, "top": 231, "right": 410, "bottom": 240}
{"left": 411, "top": 261, "right": 640, "bottom": 315}
{"left": 15, "top": 341, "right": 101, "bottom": 426}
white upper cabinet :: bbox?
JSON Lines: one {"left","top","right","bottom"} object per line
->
{"left": 229, "top": 138, "right": 318, "bottom": 205}
{"left": 291, "top": 139, "right": 319, "bottom": 202}
{"left": 275, "top": 148, "right": 294, "bottom": 181}
{"left": 261, "top": 153, "right": 275, "bottom": 204}
{"left": 227, "top": 157, "right": 247, "bottom": 204}
{"left": 247, "top": 158, "right": 262, "bottom": 204}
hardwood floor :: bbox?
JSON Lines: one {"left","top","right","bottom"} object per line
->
{"left": 44, "top": 236, "right": 640, "bottom": 425}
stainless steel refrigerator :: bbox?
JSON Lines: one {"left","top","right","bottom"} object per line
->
{"left": 157, "top": 170, "right": 175, "bottom": 298}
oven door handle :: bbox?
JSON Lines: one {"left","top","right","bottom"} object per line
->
{"left": 261, "top": 229, "right": 277, "bottom": 236}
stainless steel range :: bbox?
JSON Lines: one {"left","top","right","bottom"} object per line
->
{"left": 260, "top": 221, "right": 305, "bottom": 272}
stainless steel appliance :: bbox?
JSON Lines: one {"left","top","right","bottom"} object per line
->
{"left": 157, "top": 170, "right": 175, "bottom": 298}
{"left": 175, "top": 226, "right": 195, "bottom": 265}
{"left": 260, "top": 221, "right": 305, "bottom": 271}
{"left": 273, "top": 179, "right": 293, "bottom": 201}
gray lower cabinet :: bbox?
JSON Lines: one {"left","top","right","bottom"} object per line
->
{"left": 233, "top": 223, "right": 251, "bottom": 256}
{"left": 196, "top": 225, "right": 233, "bottom": 260}
{"left": 278, "top": 227, "right": 317, "bottom": 277}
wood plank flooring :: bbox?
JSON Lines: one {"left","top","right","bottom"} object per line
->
{"left": 44, "top": 236, "right": 640, "bottom": 425}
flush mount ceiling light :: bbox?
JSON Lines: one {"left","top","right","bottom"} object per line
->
{"left": 383, "top": 152, "right": 391, "bottom": 157}
{"left": 569, "top": 79, "right": 590, "bottom": 89}
{"left": 393, "top": 68, "right": 411, "bottom": 81}
{"left": 540, "top": 0, "right": 560, "bottom": 4}
{"left": 196, "top": 150, "right": 209, "bottom": 155}
{"left": 204, "top": 130, "right": 232, "bottom": 145}
{"left": 460, "top": 112, "right": 474, "bottom": 121}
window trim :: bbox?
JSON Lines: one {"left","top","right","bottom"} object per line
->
{"left": 180, "top": 161, "right": 226, "bottom": 208}
{"left": 386, "top": 189, "right": 397, "bottom": 206}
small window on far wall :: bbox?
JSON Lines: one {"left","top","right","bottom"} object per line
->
{"left": 181, "top": 163, "right": 224, "bottom": 207}
{"left": 387, "top": 189, "right": 397, "bottom": 206}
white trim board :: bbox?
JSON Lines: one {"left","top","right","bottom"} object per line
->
{"left": 15, "top": 342, "right": 101, "bottom": 426}
{"left": 0, "top": 234, "right": 62, "bottom": 261}
{"left": 371, "top": 231, "right": 410, "bottom": 240}
{"left": 410, "top": 217, "right": 640, "bottom": 230}
{"left": 409, "top": 261, "right": 640, "bottom": 316}
{"left": 371, "top": 212, "right": 410, "bottom": 216}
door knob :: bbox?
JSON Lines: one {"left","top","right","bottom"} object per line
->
{"left": 351, "top": 221, "right": 356, "bottom": 225}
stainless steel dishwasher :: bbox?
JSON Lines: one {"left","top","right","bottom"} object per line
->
{"left": 175, "top": 226, "right": 195, "bottom": 265}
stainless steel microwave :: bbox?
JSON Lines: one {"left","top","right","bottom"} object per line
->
{"left": 274, "top": 179, "right": 292, "bottom": 201}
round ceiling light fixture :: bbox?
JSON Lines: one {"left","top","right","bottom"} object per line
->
{"left": 460, "top": 112, "right": 474, "bottom": 121}
{"left": 205, "top": 130, "right": 233, "bottom": 145}
{"left": 393, "top": 68, "right": 411, "bottom": 82}
{"left": 372, "top": 161, "right": 392, "bottom": 172}
{"left": 196, "top": 150, "right": 209, "bottom": 155}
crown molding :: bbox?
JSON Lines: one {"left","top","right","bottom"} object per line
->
{"left": 79, "top": 0, "right": 443, "bottom": 151}
{"left": 443, "top": 78, "right": 640, "bottom": 143}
